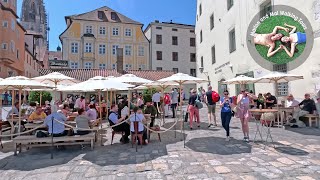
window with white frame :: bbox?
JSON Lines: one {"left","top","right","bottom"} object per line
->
{"left": 2, "top": 21, "right": 8, "bottom": 28}
{"left": 84, "top": 62, "right": 93, "bottom": 69}
{"left": 11, "top": 19, "right": 15, "bottom": 31}
{"left": 85, "top": 25, "right": 93, "bottom": 34}
{"left": 273, "top": 64, "right": 288, "bottom": 96}
{"left": 138, "top": 46, "right": 144, "bottom": 56}
{"left": 1, "top": 43, "right": 7, "bottom": 50}
{"left": 125, "top": 45, "right": 132, "bottom": 56}
{"left": 125, "top": 64, "right": 132, "bottom": 70}
{"left": 85, "top": 43, "right": 92, "bottom": 53}
{"left": 10, "top": 41, "right": 15, "bottom": 52}
{"left": 99, "top": 63, "right": 106, "bottom": 69}
{"left": 71, "top": 42, "right": 78, "bottom": 53}
{"left": 112, "top": 27, "right": 119, "bottom": 36}
{"left": 99, "top": 26, "right": 106, "bottom": 35}
{"left": 99, "top": 44, "right": 106, "bottom": 54}
{"left": 125, "top": 28, "right": 132, "bottom": 36}
{"left": 112, "top": 45, "right": 119, "bottom": 55}
{"left": 70, "top": 62, "right": 79, "bottom": 69}
{"left": 112, "top": 64, "right": 117, "bottom": 69}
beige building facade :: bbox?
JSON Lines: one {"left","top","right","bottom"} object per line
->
{"left": 59, "top": 6, "right": 150, "bottom": 70}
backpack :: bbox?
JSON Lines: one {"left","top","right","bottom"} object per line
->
{"left": 211, "top": 91, "right": 220, "bottom": 103}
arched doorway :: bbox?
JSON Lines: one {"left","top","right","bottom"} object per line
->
{"left": 218, "top": 78, "right": 228, "bottom": 95}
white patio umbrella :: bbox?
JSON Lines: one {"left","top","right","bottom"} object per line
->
{"left": 33, "top": 72, "right": 78, "bottom": 104}
{"left": 158, "top": 73, "right": 208, "bottom": 126}
{"left": 255, "top": 72, "right": 303, "bottom": 96}
{"left": 222, "top": 75, "right": 258, "bottom": 85}
{"left": 0, "top": 76, "right": 52, "bottom": 133}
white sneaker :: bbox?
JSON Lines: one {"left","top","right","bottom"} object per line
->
{"left": 226, "top": 137, "right": 230, "bottom": 141}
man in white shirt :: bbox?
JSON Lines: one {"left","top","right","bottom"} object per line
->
{"left": 286, "top": 94, "right": 300, "bottom": 107}
{"left": 152, "top": 92, "right": 161, "bottom": 117}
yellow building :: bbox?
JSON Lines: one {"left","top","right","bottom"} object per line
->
{"left": 59, "top": 6, "right": 150, "bottom": 70}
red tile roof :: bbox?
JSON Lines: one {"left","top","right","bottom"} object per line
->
{"left": 38, "top": 69, "right": 174, "bottom": 82}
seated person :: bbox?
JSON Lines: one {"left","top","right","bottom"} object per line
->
{"left": 75, "top": 108, "right": 95, "bottom": 135}
{"left": 264, "top": 93, "right": 277, "bottom": 109}
{"left": 61, "top": 104, "right": 70, "bottom": 117}
{"left": 87, "top": 104, "right": 98, "bottom": 120}
{"left": 26, "top": 102, "right": 37, "bottom": 116}
{"left": 44, "top": 101, "right": 51, "bottom": 116}
{"left": 6, "top": 102, "right": 19, "bottom": 119}
{"left": 144, "top": 101, "right": 157, "bottom": 127}
{"left": 286, "top": 94, "right": 300, "bottom": 107}
{"left": 108, "top": 104, "right": 130, "bottom": 143}
{"left": 120, "top": 101, "right": 130, "bottom": 119}
{"left": 130, "top": 107, "right": 148, "bottom": 144}
{"left": 291, "top": 93, "right": 316, "bottom": 127}
{"left": 29, "top": 106, "right": 47, "bottom": 121}
{"left": 44, "top": 106, "right": 68, "bottom": 137}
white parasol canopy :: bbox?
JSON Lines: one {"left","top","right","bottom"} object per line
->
{"left": 59, "top": 76, "right": 134, "bottom": 92}
{"left": 158, "top": 73, "right": 208, "bottom": 84}
{"left": 222, "top": 75, "right": 258, "bottom": 85}
{"left": 0, "top": 76, "right": 52, "bottom": 90}
{"left": 255, "top": 72, "right": 303, "bottom": 84}
{"left": 33, "top": 72, "right": 78, "bottom": 87}
{"left": 116, "top": 74, "right": 153, "bottom": 84}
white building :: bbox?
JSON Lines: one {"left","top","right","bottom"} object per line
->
{"left": 144, "top": 21, "right": 197, "bottom": 98}
{"left": 195, "top": 0, "right": 320, "bottom": 100}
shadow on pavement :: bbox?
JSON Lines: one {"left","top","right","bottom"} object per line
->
{"left": 274, "top": 142, "right": 309, "bottom": 156}
{"left": 185, "top": 136, "right": 252, "bottom": 155}
{"left": 285, "top": 126, "right": 320, "bottom": 136}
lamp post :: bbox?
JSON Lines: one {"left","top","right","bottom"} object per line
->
{"left": 199, "top": 67, "right": 210, "bottom": 86}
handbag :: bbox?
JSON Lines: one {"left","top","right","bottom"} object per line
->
{"left": 195, "top": 95, "right": 203, "bottom": 109}
{"left": 184, "top": 111, "right": 189, "bottom": 122}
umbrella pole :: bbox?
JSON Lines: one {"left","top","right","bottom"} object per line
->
{"left": 179, "top": 82, "right": 183, "bottom": 130}
{"left": 110, "top": 91, "right": 113, "bottom": 105}
{"left": 274, "top": 81, "right": 281, "bottom": 129}
{"left": 12, "top": 90, "right": 15, "bottom": 113}
{"left": 98, "top": 90, "right": 103, "bottom": 146}
{"left": 0, "top": 90, "right": 2, "bottom": 121}
{"left": 18, "top": 89, "right": 22, "bottom": 135}
{"left": 40, "top": 91, "right": 42, "bottom": 106}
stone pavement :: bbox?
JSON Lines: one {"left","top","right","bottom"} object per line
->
{"left": 0, "top": 107, "right": 320, "bottom": 180}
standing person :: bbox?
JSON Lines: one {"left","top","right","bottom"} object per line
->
{"left": 144, "top": 101, "right": 157, "bottom": 127}
{"left": 152, "top": 91, "right": 161, "bottom": 117}
{"left": 129, "top": 107, "right": 148, "bottom": 145}
{"left": 136, "top": 95, "right": 144, "bottom": 109}
{"left": 205, "top": 86, "right": 217, "bottom": 127}
{"left": 171, "top": 89, "right": 178, "bottom": 118}
{"left": 237, "top": 90, "right": 257, "bottom": 142}
{"left": 4, "top": 92, "right": 8, "bottom": 105}
{"left": 163, "top": 92, "right": 171, "bottom": 118}
{"left": 188, "top": 89, "right": 200, "bottom": 130}
{"left": 220, "top": 90, "right": 233, "bottom": 141}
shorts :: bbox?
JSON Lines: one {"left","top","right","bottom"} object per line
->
{"left": 207, "top": 104, "right": 216, "bottom": 113}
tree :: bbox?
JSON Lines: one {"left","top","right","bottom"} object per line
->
{"left": 142, "top": 88, "right": 157, "bottom": 103}
{"left": 29, "top": 91, "right": 52, "bottom": 105}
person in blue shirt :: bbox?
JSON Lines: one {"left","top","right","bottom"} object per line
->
{"left": 219, "top": 90, "right": 233, "bottom": 141}
{"left": 108, "top": 104, "right": 130, "bottom": 143}
{"left": 44, "top": 106, "right": 68, "bottom": 137}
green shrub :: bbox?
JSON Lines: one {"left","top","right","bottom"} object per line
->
{"left": 29, "top": 91, "right": 52, "bottom": 105}
{"left": 142, "top": 88, "right": 157, "bottom": 103}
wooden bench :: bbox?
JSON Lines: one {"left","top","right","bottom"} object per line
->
{"left": 302, "top": 114, "right": 319, "bottom": 128}
{"left": 13, "top": 132, "right": 96, "bottom": 155}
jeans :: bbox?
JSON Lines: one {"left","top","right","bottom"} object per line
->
{"left": 171, "top": 103, "right": 177, "bottom": 118}
{"left": 221, "top": 111, "right": 232, "bottom": 136}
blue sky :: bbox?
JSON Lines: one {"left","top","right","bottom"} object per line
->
{"left": 17, "top": 0, "right": 197, "bottom": 51}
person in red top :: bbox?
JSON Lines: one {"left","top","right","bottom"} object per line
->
{"left": 164, "top": 92, "right": 171, "bottom": 117}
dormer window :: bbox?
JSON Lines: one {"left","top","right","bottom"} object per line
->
{"left": 111, "top": 12, "right": 117, "bottom": 20}
{"left": 98, "top": 11, "right": 104, "bottom": 19}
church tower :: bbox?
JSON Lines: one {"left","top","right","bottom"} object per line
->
{"left": 20, "top": 0, "right": 48, "bottom": 48}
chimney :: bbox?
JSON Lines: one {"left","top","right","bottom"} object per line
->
{"left": 155, "top": 20, "right": 159, "bottom": 23}
{"left": 116, "top": 48, "right": 124, "bottom": 74}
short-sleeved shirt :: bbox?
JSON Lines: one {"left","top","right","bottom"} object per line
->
{"left": 206, "top": 91, "right": 215, "bottom": 105}
{"left": 86, "top": 109, "right": 97, "bottom": 120}
{"left": 220, "top": 97, "right": 232, "bottom": 112}
{"left": 129, "top": 113, "right": 144, "bottom": 132}
{"left": 44, "top": 112, "right": 67, "bottom": 134}
{"left": 29, "top": 112, "right": 46, "bottom": 121}
{"left": 266, "top": 96, "right": 277, "bottom": 108}
{"left": 75, "top": 115, "right": 90, "bottom": 129}
{"left": 108, "top": 111, "right": 119, "bottom": 124}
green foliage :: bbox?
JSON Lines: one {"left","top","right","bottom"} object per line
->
{"left": 29, "top": 91, "right": 52, "bottom": 105}
{"left": 255, "top": 15, "right": 305, "bottom": 64}
{"left": 142, "top": 88, "right": 157, "bottom": 103}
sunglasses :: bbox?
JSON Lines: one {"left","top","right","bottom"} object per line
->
{"left": 224, "top": 93, "right": 229, "bottom": 95}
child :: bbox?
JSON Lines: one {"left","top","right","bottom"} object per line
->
{"left": 129, "top": 107, "right": 148, "bottom": 144}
